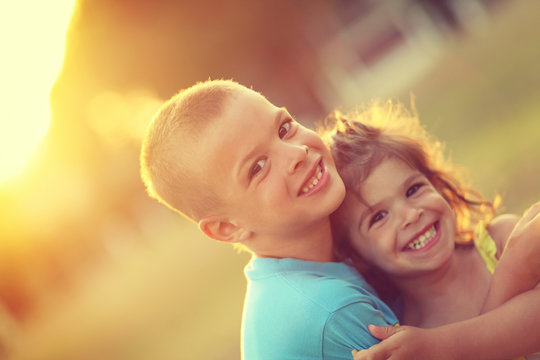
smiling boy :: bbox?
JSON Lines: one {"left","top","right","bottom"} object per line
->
{"left": 140, "top": 80, "right": 398, "bottom": 359}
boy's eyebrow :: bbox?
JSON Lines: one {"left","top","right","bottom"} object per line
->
{"left": 275, "top": 108, "right": 287, "bottom": 124}
{"left": 234, "top": 109, "right": 285, "bottom": 184}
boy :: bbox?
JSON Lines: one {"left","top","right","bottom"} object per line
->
{"left": 140, "top": 79, "right": 398, "bottom": 359}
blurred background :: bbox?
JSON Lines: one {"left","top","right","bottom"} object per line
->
{"left": 1, "top": 0, "right": 539, "bottom": 359}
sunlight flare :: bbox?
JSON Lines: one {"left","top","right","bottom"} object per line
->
{"left": 0, "top": 0, "right": 77, "bottom": 183}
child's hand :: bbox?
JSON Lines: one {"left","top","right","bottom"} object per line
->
{"left": 502, "top": 201, "right": 540, "bottom": 284}
{"left": 351, "top": 325, "right": 454, "bottom": 360}
{"left": 482, "top": 202, "right": 540, "bottom": 312}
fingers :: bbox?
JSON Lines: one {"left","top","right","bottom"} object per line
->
{"left": 523, "top": 202, "right": 540, "bottom": 218}
{"left": 352, "top": 347, "right": 387, "bottom": 360}
{"left": 352, "top": 348, "right": 369, "bottom": 360}
{"left": 368, "top": 324, "right": 400, "bottom": 340}
{"left": 521, "top": 203, "right": 540, "bottom": 224}
{"left": 508, "top": 202, "right": 540, "bottom": 241}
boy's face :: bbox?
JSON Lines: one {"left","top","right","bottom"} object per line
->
{"left": 345, "top": 157, "right": 456, "bottom": 277}
{"left": 196, "top": 87, "right": 345, "bottom": 255}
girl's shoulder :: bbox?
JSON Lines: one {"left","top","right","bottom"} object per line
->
{"left": 486, "top": 213, "right": 520, "bottom": 258}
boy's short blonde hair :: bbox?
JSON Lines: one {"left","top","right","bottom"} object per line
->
{"left": 140, "top": 79, "right": 244, "bottom": 221}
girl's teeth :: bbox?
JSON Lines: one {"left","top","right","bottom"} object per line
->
{"left": 301, "top": 165, "right": 323, "bottom": 194}
{"left": 407, "top": 225, "right": 436, "bottom": 250}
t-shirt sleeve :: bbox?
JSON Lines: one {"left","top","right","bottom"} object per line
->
{"left": 322, "top": 301, "right": 394, "bottom": 359}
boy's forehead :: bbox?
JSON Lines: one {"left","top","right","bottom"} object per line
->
{"left": 228, "top": 87, "right": 276, "bottom": 117}
{"left": 220, "top": 88, "right": 281, "bottom": 136}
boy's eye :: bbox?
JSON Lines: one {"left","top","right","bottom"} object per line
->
{"left": 249, "top": 158, "right": 266, "bottom": 180}
{"left": 406, "top": 183, "right": 424, "bottom": 197}
{"left": 278, "top": 120, "right": 291, "bottom": 139}
{"left": 369, "top": 210, "right": 388, "bottom": 228}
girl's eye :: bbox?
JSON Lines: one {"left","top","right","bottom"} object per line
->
{"left": 369, "top": 210, "right": 388, "bottom": 228}
{"left": 278, "top": 120, "right": 291, "bottom": 139}
{"left": 406, "top": 183, "right": 424, "bottom": 197}
{"left": 249, "top": 158, "right": 266, "bottom": 180}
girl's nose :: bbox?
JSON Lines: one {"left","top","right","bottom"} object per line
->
{"left": 401, "top": 206, "right": 424, "bottom": 229}
{"left": 287, "top": 144, "right": 309, "bottom": 174}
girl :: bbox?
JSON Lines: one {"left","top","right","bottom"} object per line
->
{"left": 322, "top": 101, "right": 540, "bottom": 359}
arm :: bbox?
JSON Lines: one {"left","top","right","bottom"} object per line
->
{"left": 482, "top": 202, "right": 540, "bottom": 312}
{"left": 353, "top": 288, "right": 540, "bottom": 360}
{"left": 324, "top": 300, "right": 398, "bottom": 359}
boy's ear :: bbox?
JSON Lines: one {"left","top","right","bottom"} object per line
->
{"left": 198, "top": 217, "right": 252, "bottom": 243}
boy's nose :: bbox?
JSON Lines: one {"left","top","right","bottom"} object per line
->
{"left": 287, "top": 144, "right": 308, "bottom": 174}
{"left": 400, "top": 206, "right": 424, "bottom": 229}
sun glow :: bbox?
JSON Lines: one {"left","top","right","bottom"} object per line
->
{"left": 0, "top": 0, "right": 77, "bottom": 183}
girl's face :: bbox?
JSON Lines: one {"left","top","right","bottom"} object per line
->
{"left": 346, "top": 157, "right": 456, "bottom": 277}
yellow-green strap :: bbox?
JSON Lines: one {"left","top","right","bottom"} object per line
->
{"left": 473, "top": 221, "right": 498, "bottom": 275}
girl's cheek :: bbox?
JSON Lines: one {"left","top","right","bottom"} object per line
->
{"left": 351, "top": 235, "right": 370, "bottom": 257}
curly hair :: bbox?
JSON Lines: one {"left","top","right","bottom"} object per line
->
{"left": 320, "top": 100, "right": 496, "bottom": 303}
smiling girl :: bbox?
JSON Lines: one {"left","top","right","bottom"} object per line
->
{"left": 323, "top": 101, "right": 540, "bottom": 359}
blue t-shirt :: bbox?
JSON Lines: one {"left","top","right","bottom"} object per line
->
{"left": 241, "top": 258, "right": 398, "bottom": 359}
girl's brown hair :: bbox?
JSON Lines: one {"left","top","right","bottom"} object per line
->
{"left": 320, "top": 101, "right": 496, "bottom": 303}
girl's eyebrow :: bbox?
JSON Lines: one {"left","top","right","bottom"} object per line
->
{"left": 357, "top": 209, "right": 369, "bottom": 229}
{"left": 403, "top": 173, "right": 424, "bottom": 187}
{"left": 357, "top": 203, "right": 374, "bottom": 230}
{"left": 356, "top": 171, "right": 426, "bottom": 228}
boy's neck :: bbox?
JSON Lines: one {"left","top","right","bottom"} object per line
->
{"left": 253, "top": 219, "right": 336, "bottom": 262}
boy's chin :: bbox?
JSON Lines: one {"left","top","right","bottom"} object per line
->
{"left": 333, "top": 180, "right": 346, "bottom": 207}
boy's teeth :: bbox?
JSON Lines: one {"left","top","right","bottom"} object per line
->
{"left": 301, "top": 165, "right": 323, "bottom": 194}
{"left": 407, "top": 225, "right": 436, "bottom": 250}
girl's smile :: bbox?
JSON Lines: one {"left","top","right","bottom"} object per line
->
{"left": 346, "top": 157, "right": 457, "bottom": 276}
{"left": 403, "top": 222, "right": 440, "bottom": 252}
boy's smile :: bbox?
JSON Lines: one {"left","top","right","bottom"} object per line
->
{"left": 196, "top": 86, "right": 345, "bottom": 259}
{"left": 298, "top": 159, "right": 326, "bottom": 196}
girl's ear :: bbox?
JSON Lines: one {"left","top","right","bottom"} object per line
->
{"left": 198, "top": 217, "right": 253, "bottom": 243}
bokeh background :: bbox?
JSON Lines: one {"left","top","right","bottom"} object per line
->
{"left": 1, "top": 0, "right": 539, "bottom": 359}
